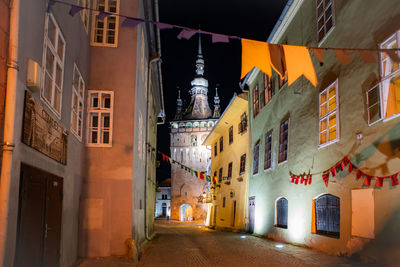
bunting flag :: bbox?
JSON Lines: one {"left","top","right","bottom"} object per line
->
{"left": 241, "top": 38, "right": 272, "bottom": 79}
{"left": 157, "top": 22, "right": 174, "bottom": 30}
{"left": 334, "top": 49, "right": 352, "bottom": 63}
{"left": 322, "top": 173, "right": 329, "bottom": 187}
{"left": 359, "top": 50, "right": 376, "bottom": 63}
{"left": 212, "top": 33, "right": 230, "bottom": 43}
{"left": 98, "top": 11, "right": 111, "bottom": 20}
{"left": 289, "top": 171, "right": 312, "bottom": 186}
{"left": 269, "top": 44, "right": 286, "bottom": 79}
{"left": 283, "top": 45, "right": 318, "bottom": 87}
{"left": 121, "top": 17, "right": 142, "bottom": 28}
{"left": 177, "top": 29, "right": 197, "bottom": 40}
{"left": 69, "top": 5, "right": 83, "bottom": 16}
{"left": 310, "top": 48, "right": 327, "bottom": 64}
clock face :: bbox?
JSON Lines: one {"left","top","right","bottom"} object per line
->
{"left": 201, "top": 134, "right": 207, "bottom": 142}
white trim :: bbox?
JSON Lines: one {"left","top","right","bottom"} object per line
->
{"left": 278, "top": 118, "right": 290, "bottom": 164}
{"left": 316, "top": 0, "right": 336, "bottom": 46}
{"left": 318, "top": 79, "right": 339, "bottom": 148}
{"left": 263, "top": 131, "right": 273, "bottom": 171}
{"left": 70, "top": 63, "right": 85, "bottom": 141}
{"left": 41, "top": 12, "right": 66, "bottom": 119}
{"left": 78, "top": 0, "right": 91, "bottom": 33}
{"left": 91, "top": 0, "right": 120, "bottom": 47}
{"left": 269, "top": 0, "right": 304, "bottom": 44}
{"left": 366, "top": 84, "right": 382, "bottom": 126}
{"left": 86, "top": 90, "right": 114, "bottom": 147}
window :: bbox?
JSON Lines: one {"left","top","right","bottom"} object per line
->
{"left": 366, "top": 85, "right": 381, "bottom": 124}
{"left": 253, "top": 85, "right": 259, "bottom": 117}
{"left": 238, "top": 112, "right": 248, "bottom": 134}
{"left": 264, "top": 131, "right": 272, "bottom": 170}
{"left": 92, "top": 0, "right": 119, "bottom": 46}
{"left": 239, "top": 154, "right": 246, "bottom": 174}
{"left": 315, "top": 194, "right": 340, "bottom": 238}
{"left": 42, "top": 13, "right": 65, "bottom": 116}
{"left": 379, "top": 31, "right": 400, "bottom": 120}
{"left": 191, "top": 135, "right": 197, "bottom": 146}
{"left": 180, "top": 148, "right": 183, "bottom": 161}
{"left": 319, "top": 80, "right": 339, "bottom": 146}
{"left": 219, "top": 137, "right": 223, "bottom": 152}
{"left": 278, "top": 73, "right": 288, "bottom": 89}
{"left": 253, "top": 140, "right": 260, "bottom": 175}
{"left": 316, "top": 0, "right": 335, "bottom": 42}
{"left": 219, "top": 168, "right": 223, "bottom": 179}
{"left": 278, "top": 119, "right": 289, "bottom": 163}
{"left": 186, "top": 148, "right": 190, "bottom": 161}
{"left": 214, "top": 171, "right": 217, "bottom": 177}
{"left": 276, "top": 197, "right": 288, "bottom": 229}
{"left": 263, "top": 74, "right": 274, "bottom": 106}
{"left": 87, "top": 91, "right": 114, "bottom": 146}
{"left": 193, "top": 149, "right": 196, "bottom": 161}
{"left": 222, "top": 197, "right": 226, "bottom": 208}
{"left": 173, "top": 149, "right": 177, "bottom": 160}
{"left": 229, "top": 126, "right": 233, "bottom": 144}
{"left": 227, "top": 162, "right": 232, "bottom": 178}
{"left": 78, "top": 0, "right": 91, "bottom": 33}
{"left": 214, "top": 142, "right": 217, "bottom": 157}
{"left": 71, "top": 65, "right": 85, "bottom": 140}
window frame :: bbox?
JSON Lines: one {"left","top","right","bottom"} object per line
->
{"left": 70, "top": 64, "right": 85, "bottom": 141}
{"left": 379, "top": 31, "right": 400, "bottom": 122}
{"left": 91, "top": 0, "right": 120, "bottom": 47}
{"left": 41, "top": 12, "right": 66, "bottom": 118}
{"left": 78, "top": 0, "right": 91, "bottom": 33}
{"left": 219, "top": 168, "right": 223, "bottom": 179}
{"left": 253, "top": 140, "right": 260, "bottom": 175}
{"left": 264, "top": 131, "right": 272, "bottom": 170}
{"left": 214, "top": 142, "right": 218, "bottom": 157}
{"left": 366, "top": 84, "right": 382, "bottom": 125}
{"left": 238, "top": 112, "right": 248, "bottom": 134}
{"left": 315, "top": 194, "right": 340, "bottom": 238}
{"left": 219, "top": 136, "right": 223, "bottom": 152}
{"left": 227, "top": 162, "right": 233, "bottom": 178}
{"left": 87, "top": 90, "right": 114, "bottom": 147}
{"left": 228, "top": 126, "right": 233, "bottom": 144}
{"left": 253, "top": 85, "right": 259, "bottom": 117}
{"left": 316, "top": 0, "right": 335, "bottom": 44}
{"left": 263, "top": 74, "right": 274, "bottom": 106}
{"left": 278, "top": 119, "right": 289, "bottom": 164}
{"left": 239, "top": 153, "right": 246, "bottom": 175}
{"left": 275, "top": 197, "right": 288, "bottom": 229}
{"left": 318, "top": 79, "right": 340, "bottom": 147}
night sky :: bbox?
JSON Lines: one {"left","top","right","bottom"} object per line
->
{"left": 156, "top": 0, "right": 288, "bottom": 182}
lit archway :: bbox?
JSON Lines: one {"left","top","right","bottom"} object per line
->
{"left": 179, "top": 204, "right": 193, "bottom": 222}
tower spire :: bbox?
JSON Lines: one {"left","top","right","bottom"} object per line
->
{"left": 174, "top": 88, "right": 183, "bottom": 120}
{"left": 213, "top": 86, "right": 221, "bottom": 118}
{"left": 195, "top": 33, "right": 204, "bottom": 77}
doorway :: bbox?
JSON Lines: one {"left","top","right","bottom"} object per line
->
{"left": 162, "top": 203, "right": 167, "bottom": 217}
{"left": 231, "top": 200, "right": 237, "bottom": 227}
{"left": 15, "top": 164, "right": 63, "bottom": 267}
{"left": 248, "top": 197, "right": 255, "bottom": 233}
{"left": 179, "top": 204, "right": 193, "bottom": 221}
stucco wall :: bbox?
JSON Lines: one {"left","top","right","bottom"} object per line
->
{"left": 247, "top": 0, "right": 400, "bottom": 263}
{"left": 3, "top": 1, "right": 90, "bottom": 266}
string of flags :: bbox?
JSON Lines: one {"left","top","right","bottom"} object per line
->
{"left": 160, "top": 152, "right": 230, "bottom": 184}
{"left": 289, "top": 171, "right": 312, "bottom": 186}
{"left": 320, "top": 156, "right": 398, "bottom": 188}
{"left": 50, "top": 0, "right": 400, "bottom": 88}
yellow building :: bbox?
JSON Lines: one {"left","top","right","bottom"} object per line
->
{"left": 203, "top": 93, "right": 248, "bottom": 231}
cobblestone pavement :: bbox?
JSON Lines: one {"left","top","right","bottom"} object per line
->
{"left": 79, "top": 221, "right": 380, "bottom": 267}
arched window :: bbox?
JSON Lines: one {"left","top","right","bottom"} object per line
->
{"left": 208, "top": 121, "right": 214, "bottom": 127}
{"left": 315, "top": 194, "right": 340, "bottom": 238}
{"left": 193, "top": 122, "right": 200, "bottom": 128}
{"left": 179, "top": 122, "right": 185, "bottom": 128}
{"left": 171, "top": 123, "right": 178, "bottom": 129}
{"left": 275, "top": 197, "right": 288, "bottom": 229}
{"left": 186, "top": 122, "right": 192, "bottom": 128}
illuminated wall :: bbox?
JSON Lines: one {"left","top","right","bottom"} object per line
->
{"left": 246, "top": 0, "right": 400, "bottom": 263}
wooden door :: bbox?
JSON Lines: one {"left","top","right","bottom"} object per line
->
{"left": 15, "top": 164, "right": 63, "bottom": 267}
{"left": 248, "top": 197, "right": 255, "bottom": 233}
{"left": 231, "top": 200, "right": 236, "bottom": 227}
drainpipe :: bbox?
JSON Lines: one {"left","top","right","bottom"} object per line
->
{"left": 0, "top": 0, "right": 19, "bottom": 264}
{"left": 154, "top": 0, "right": 165, "bottom": 125}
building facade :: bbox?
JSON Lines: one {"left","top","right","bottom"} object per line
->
{"left": 245, "top": 0, "right": 400, "bottom": 264}
{"left": 155, "top": 179, "right": 171, "bottom": 218}
{"left": 0, "top": 0, "right": 164, "bottom": 266}
{"left": 203, "top": 93, "right": 249, "bottom": 231}
{"left": 170, "top": 35, "right": 219, "bottom": 222}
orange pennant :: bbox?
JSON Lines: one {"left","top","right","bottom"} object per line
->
{"left": 311, "top": 48, "right": 327, "bottom": 64}
{"left": 334, "top": 49, "right": 352, "bottom": 63}
{"left": 359, "top": 50, "right": 376, "bottom": 63}
{"left": 241, "top": 38, "right": 272, "bottom": 79}
{"left": 269, "top": 43, "right": 286, "bottom": 79}
{"left": 283, "top": 44, "right": 318, "bottom": 87}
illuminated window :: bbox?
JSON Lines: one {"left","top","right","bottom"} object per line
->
{"left": 41, "top": 13, "right": 65, "bottom": 117}
{"left": 219, "top": 137, "right": 223, "bottom": 152}
{"left": 262, "top": 74, "right": 274, "bottom": 106}
{"left": 91, "top": 0, "right": 119, "bottom": 46}
{"left": 238, "top": 112, "right": 247, "bottom": 134}
{"left": 214, "top": 142, "right": 217, "bottom": 157}
{"left": 78, "top": 0, "right": 91, "bottom": 33}
{"left": 316, "top": 0, "right": 335, "bottom": 42}
{"left": 180, "top": 148, "right": 183, "bottom": 161}
{"left": 315, "top": 194, "right": 340, "bottom": 238}
{"left": 379, "top": 31, "right": 400, "bottom": 120}
{"left": 319, "top": 80, "right": 339, "bottom": 146}
{"left": 253, "top": 85, "right": 259, "bottom": 117}
{"left": 186, "top": 149, "right": 190, "bottom": 161}
{"left": 228, "top": 126, "right": 233, "bottom": 144}
{"left": 239, "top": 154, "right": 246, "bottom": 175}
{"left": 87, "top": 91, "right": 114, "bottom": 146}
{"left": 227, "top": 162, "right": 232, "bottom": 178}
{"left": 366, "top": 85, "right": 381, "bottom": 125}
{"left": 264, "top": 131, "right": 272, "bottom": 170}
{"left": 191, "top": 135, "right": 197, "bottom": 146}
{"left": 275, "top": 197, "right": 288, "bottom": 229}
{"left": 173, "top": 149, "right": 177, "bottom": 160}
{"left": 253, "top": 140, "right": 260, "bottom": 175}
{"left": 278, "top": 119, "right": 289, "bottom": 163}
{"left": 71, "top": 64, "right": 85, "bottom": 140}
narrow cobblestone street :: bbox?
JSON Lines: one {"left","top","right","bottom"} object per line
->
{"left": 79, "top": 221, "right": 377, "bottom": 267}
